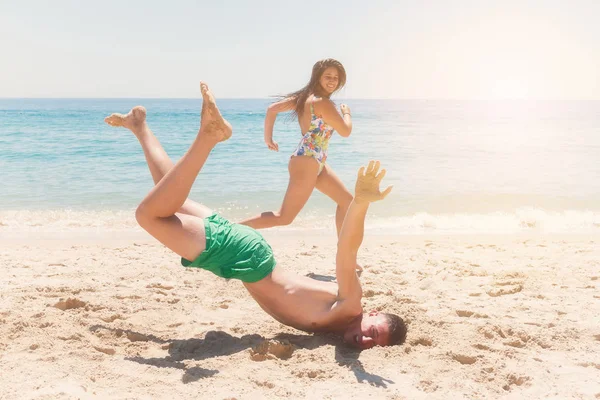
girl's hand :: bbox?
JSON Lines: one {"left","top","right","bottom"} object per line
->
{"left": 340, "top": 104, "right": 351, "bottom": 116}
{"left": 265, "top": 137, "right": 279, "bottom": 152}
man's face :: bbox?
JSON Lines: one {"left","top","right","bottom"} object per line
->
{"left": 343, "top": 311, "right": 391, "bottom": 349}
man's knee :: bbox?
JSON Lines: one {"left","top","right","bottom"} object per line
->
{"left": 135, "top": 203, "right": 153, "bottom": 228}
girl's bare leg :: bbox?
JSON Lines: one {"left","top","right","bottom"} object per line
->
{"left": 315, "top": 164, "right": 353, "bottom": 237}
{"left": 239, "top": 156, "right": 319, "bottom": 229}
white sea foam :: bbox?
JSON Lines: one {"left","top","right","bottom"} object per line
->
{"left": 367, "top": 208, "right": 600, "bottom": 234}
{"left": 0, "top": 209, "right": 139, "bottom": 232}
{"left": 1, "top": 208, "right": 598, "bottom": 236}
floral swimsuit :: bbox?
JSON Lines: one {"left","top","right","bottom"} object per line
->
{"left": 291, "top": 99, "right": 335, "bottom": 174}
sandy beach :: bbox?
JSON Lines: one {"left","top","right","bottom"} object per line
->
{"left": 1, "top": 222, "right": 599, "bottom": 400}
{"left": 3, "top": 0, "right": 600, "bottom": 398}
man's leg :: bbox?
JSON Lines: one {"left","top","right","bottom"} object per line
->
{"left": 104, "top": 106, "right": 213, "bottom": 219}
{"left": 134, "top": 82, "right": 232, "bottom": 261}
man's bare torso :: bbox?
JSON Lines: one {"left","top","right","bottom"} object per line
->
{"left": 243, "top": 265, "right": 361, "bottom": 332}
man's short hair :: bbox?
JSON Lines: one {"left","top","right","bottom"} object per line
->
{"left": 384, "top": 313, "right": 407, "bottom": 345}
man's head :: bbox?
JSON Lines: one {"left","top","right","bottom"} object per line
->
{"left": 343, "top": 311, "right": 407, "bottom": 349}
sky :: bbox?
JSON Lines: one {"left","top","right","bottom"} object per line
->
{"left": 1, "top": 0, "right": 599, "bottom": 99}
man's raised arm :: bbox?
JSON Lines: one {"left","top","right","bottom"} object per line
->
{"left": 336, "top": 161, "right": 393, "bottom": 304}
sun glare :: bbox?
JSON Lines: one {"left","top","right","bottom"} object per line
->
{"left": 489, "top": 79, "right": 530, "bottom": 100}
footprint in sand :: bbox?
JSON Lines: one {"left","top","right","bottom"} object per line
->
{"left": 293, "top": 369, "right": 332, "bottom": 379}
{"left": 472, "top": 343, "right": 493, "bottom": 351}
{"left": 114, "top": 294, "right": 142, "bottom": 300}
{"left": 502, "top": 374, "right": 531, "bottom": 391}
{"left": 249, "top": 340, "right": 295, "bottom": 361}
{"left": 127, "top": 332, "right": 150, "bottom": 342}
{"left": 479, "top": 325, "right": 507, "bottom": 339}
{"left": 493, "top": 280, "right": 523, "bottom": 287}
{"left": 577, "top": 362, "right": 600, "bottom": 370}
{"left": 504, "top": 340, "right": 526, "bottom": 348}
{"left": 410, "top": 337, "right": 433, "bottom": 347}
{"left": 146, "top": 283, "right": 174, "bottom": 290}
{"left": 99, "top": 314, "right": 125, "bottom": 323}
{"left": 418, "top": 380, "right": 439, "bottom": 393}
{"left": 479, "top": 324, "right": 548, "bottom": 349}
{"left": 58, "top": 334, "right": 83, "bottom": 341}
{"left": 363, "top": 289, "right": 385, "bottom": 298}
{"left": 451, "top": 353, "right": 478, "bottom": 365}
{"left": 54, "top": 298, "right": 86, "bottom": 311}
{"left": 486, "top": 272, "right": 526, "bottom": 297}
{"left": 456, "top": 310, "right": 489, "bottom": 318}
{"left": 487, "top": 284, "right": 523, "bottom": 297}
{"left": 218, "top": 299, "right": 231, "bottom": 309}
{"left": 93, "top": 346, "right": 116, "bottom": 355}
{"left": 252, "top": 380, "right": 275, "bottom": 389}
{"left": 395, "top": 296, "right": 419, "bottom": 304}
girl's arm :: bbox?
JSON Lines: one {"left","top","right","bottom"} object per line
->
{"left": 264, "top": 97, "right": 296, "bottom": 151}
{"left": 315, "top": 99, "right": 353, "bottom": 137}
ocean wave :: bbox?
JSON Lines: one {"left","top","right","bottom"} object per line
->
{"left": 0, "top": 209, "right": 139, "bottom": 231}
{"left": 367, "top": 208, "right": 600, "bottom": 234}
{"left": 1, "top": 207, "right": 599, "bottom": 235}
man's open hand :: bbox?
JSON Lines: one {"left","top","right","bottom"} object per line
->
{"left": 354, "top": 160, "right": 393, "bottom": 204}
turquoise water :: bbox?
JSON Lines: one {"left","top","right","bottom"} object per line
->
{"left": 2, "top": 98, "right": 599, "bottom": 233}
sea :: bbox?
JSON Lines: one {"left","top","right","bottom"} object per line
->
{"left": 1, "top": 98, "right": 599, "bottom": 235}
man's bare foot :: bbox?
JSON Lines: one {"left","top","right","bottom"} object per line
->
{"left": 104, "top": 106, "right": 147, "bottom": 131}
{"left": 199, "top": 82, "right": 232, "bottom": 143}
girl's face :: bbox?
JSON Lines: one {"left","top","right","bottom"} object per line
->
{"left": 319, "top": 67, "right": 340, "bottom": 94}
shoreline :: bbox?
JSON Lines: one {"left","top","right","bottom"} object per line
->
{"left": 1, "top": 207, "right": 599, "bottom": 239}
{"left": 2, "top": 224, "right": 600, "bottom": 246}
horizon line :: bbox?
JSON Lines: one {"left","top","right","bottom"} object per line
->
{"left": 2, "top": 97, "right": 599, "bottom": 101}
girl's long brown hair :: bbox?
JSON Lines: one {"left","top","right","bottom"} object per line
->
{"left": 281, "top": 58, "right": 347, "bottom": 119}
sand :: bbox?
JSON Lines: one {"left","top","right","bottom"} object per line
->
{"left": 1, "top": 225, "right": 599, "bottom": 399}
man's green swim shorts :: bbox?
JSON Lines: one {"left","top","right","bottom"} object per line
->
{"left": 181, "top": 214, "right": 276, "bottom": 283}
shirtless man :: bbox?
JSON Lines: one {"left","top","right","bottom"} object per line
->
{"left": 104, "top": 83, "right": 407, "bottom": 349}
